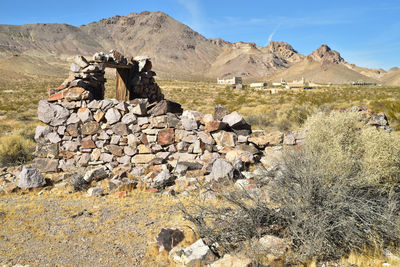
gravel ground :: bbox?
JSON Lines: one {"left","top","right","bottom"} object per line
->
{"left": 0, "top": 190, "right": 190, "bottom": 266}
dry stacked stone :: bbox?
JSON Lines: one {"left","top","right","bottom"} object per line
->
{"left": 34, "top": 97, "right": 270, "bottom": 188}
{"left": 47, "top": 51, "right": 163, "bottom": 103}
{"left": 48, "top": 55, "right": 107, "bottom": 101}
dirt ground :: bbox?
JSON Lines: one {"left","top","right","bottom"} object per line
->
{"left": 0, "top": 190, "right": 196, "bottom": 266}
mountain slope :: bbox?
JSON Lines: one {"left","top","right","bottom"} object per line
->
{"left": 381, "top": 68, "right": 400, "bottom": 86}
{"left": 0, "top": 12, "right": 397, "bottom": 83}
{"left": 268, "top": 45, "right": 379, "bottom": 84}
{"left": 80, "top": 11, "right": 224, "bottom": 78}
{"left": 207, "top": 41, "right": 303, "bottom": 79}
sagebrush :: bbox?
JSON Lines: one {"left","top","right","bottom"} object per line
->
{"left": 183, "top": 111, "right": 400, "bottom": 264}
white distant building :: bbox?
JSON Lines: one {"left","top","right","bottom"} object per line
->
{"left": 250, "top": 82, "right": 268, "bottom": 89}
{"left": 217, "top": 76, "right": 242, "bottom": 85}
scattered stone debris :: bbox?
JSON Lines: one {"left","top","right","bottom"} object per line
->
{"left": 169, "top": 239, "right": 216, "bottom": 266}
{"left": 17, "top": 165, "right": 46, "bottom": 189}
{"left": 209, "top": 254, "right": 253, "bottom": 267}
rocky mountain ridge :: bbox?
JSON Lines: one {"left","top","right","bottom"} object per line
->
{"left": 0, "top": 11, "right": 398, "bottom": 84}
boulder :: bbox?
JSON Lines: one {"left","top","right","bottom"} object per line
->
{"left": 101, "top": 153, "right": 114, "bottom": 163}
{"left": 148, "top": 100, "right": 183, "bottom": 116}
{"left": 17, "top": 166, "right": 46, "bottom": 189}
{"left": 214, "top": 105, "right": 230, "bottom": 121}
{"left": 81, "top": 121, "right": 99, "bottom": 135}
{"left": 63, "top": 141, "right": 79, "bottom": 152}
{"left": 93, "top": 111, "right": 105, "bottom": 123}
{"left": 47, "top": 132, "right": 61, "bottom": 144}
{"left": 249, "top": 131, "right": 283, "bottom": 148}
{"left": 106, "top": 145, "right": 124, "bottom": 156}
{"left": 64, "top": 87, "right": 90, "bottom": 101}
{"left": 212, "top": 131, "right": 237, "bottom": 148}
{"left": 169, "top": 239, "right": 216, "bottom": 267}
{"left": 131, "top": 154, "right": 156, "bottom": 164}
{"left": 34, "top": 143, "right": 59, "bottom": 158}
{"left": 208, "top": 159, "right": 235, "bottom": 182}
{"left": 156, "top": 228, "right": 185, "bottom": 252}
{"left": 105, "top": 108, "right": 121, "bottom": 125}
{"left": 121, "top": 113, "right": 137, "bottom": 124}
{"left": 130, "top": 102, "right": 147, "bottom": 116}
{"left": 83, "top": 167, "right": 108, "bottom": 182}
{"left": 261, "top": 147, "right": 283, "bottom": 170}
{"left": 34, "top": 125, "right": 52, "bottom": 143}
{"left": 153, "top": 170, "right": 174, "bottom": 188}
{"left": 38, "top": 100, "right": 70, "bottom": 126}
{"left": 205, "top": 121, "right": 228, "bottom": 132}
{"left": 182, "top": 118, "right": 198, "bottom": 131}
{"left": 115, "top": 101, "right": 128, "bottom": 112}
{"left": 87, "top": 187, "right": 104, "bottom": 197}
{"left": 158, "top": 128, "right": 175, "bottom": 146}
{"left": 66, "top": 123, "right": 79, "bottom": 137}
{"left": 34, "top": 158, "right": 58, "bottom": 173}
{"left": 81, "top": 139, "right": 96, "bottom": 149}
{"left": 78, "top": 153, "right": 91, "bottom": 167}
{"left": 283, "top": 132, "right": 296, "bottom": 145}
{"left": 67, "top": 113, "right": 80, "bottom": 124}
{"left": 77, "top": 108, "right": 92, "bottom": 123}
{"left": 209, "top": 254, "right": 252, "bottom": 267}
{"left": 112, "top": 123, "right": 129, "bottom": 136}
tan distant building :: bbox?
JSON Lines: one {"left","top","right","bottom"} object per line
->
{"left": 217, "top": 76, "right": 242, "bottom": 85}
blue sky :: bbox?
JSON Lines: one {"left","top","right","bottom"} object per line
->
{"left": 1, "top": 0, "right": 399, "bottom": 69}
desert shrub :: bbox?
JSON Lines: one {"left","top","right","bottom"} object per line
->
{"left": 0, "top": 134, "right": 34, "bottom": 166}
{"left": 271, "top": 147, "right": 400, "bottom": 262}
{"left": 360, "top": 127, "right": 400, "bottom": 185}
{"left": 181, "top": 189, "right": 285, "bottom": 257}
{"left": 183, "top": 111, "right": 400, "bottom": 264}
{"left": 304, "top": 111, "right": 400, "bottom": 187}
{"left": 245, "top": 113, "right": 273, "bottom": 129}
{"left": 276, "top": 105, "right": 313, "bottom": 131}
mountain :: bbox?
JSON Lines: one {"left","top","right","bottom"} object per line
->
{"left": 381, "top": 68, "right": 400, "bottom": 86}
{"left": 267, "top": 45, "right": 380, "bottom": 84}
{"left": 207, "top": 41, "right": 303, "bottom": 79}
{"left": 0, "top": 11, "right": 397, "bottom": 84}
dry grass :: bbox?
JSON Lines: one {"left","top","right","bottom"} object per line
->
{"left": 0, "top": 189, "right": 198, "bottom": 266}
{"left": 1, "top": 76, "right": 400, "bottom": 265}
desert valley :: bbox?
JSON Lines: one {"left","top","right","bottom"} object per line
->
{"left": 1, "top": 6, "right": 400, "bottom": 267}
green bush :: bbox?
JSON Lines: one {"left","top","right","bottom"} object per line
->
{"left": 0, "top": 134, "right": 34, "bottom": 166}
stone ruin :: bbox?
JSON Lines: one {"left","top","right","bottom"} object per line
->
{"left": 48, "top": 50, "right": 163, "bottom": 103}
{"left": 29, "top": 51, "right": 393, "bottom": 193}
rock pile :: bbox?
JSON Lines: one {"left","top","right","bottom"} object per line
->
{"left": 130, "top": 56, "right": 163, "bottom": 103}
{"left": 47, "top": 51, "right": 163, "bottom": 103}
{"left": 34, "top": 97, "right": 273, "bottom": 189}
{"left": 49, "top": 55, "right": 107, "bottom": 101}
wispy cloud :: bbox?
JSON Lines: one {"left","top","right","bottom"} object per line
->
{"left": 267, "top": 24, "right": 281, "bottom": 45}
{"left": 209, "top": 14, "right": 350, "bottom": 29}
{"left": 176, "top": 0, "right": 204, "bottom": 32}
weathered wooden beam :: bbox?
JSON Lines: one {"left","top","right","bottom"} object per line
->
{"left": 116, "top": 68, "right": 130, "bottom": 101}
{"left": 88, "top": 60, "right": 133, "bottom": 69}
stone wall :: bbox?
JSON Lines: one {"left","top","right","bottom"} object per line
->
{"left": 35, "top": 97, "right": 301, "bottom": 189}
{"left": 48, "top": 51, "right": 163, "bottom": 103}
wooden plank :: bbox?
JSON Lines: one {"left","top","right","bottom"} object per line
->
{"left": 116, "top": 68, "right": 130, "bottom": 100}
